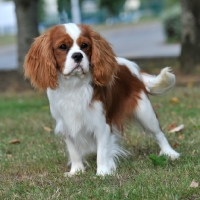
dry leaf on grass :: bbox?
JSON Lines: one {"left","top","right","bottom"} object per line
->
{"left": 172, "top": 142, "right": 180, "bottom": 149}
{"left": 170, "top": 97, "right": 179, "bottom": 104}
{"left": 168, "top": 122, "right": 177, "bottom": 131}
{"left": 41, "top": 105, "right": 49, "bottom": 110}
{"left": 187, "top": 82, "right": 193, "bottom": 88}
{"left": 9, "top": 139, "right": 20, "bottom": 144}
{"left": 190, "top": 180, "right": 199, "bottom": 188}
{"left": 169, "top": 124, "right": 184, "bottom": 133}
{"left": 43, "top": 126, "right": 52, "bottom": 132}
{"left": 153, "top": 103, "right": 162, "bottom": 109}
{"left": 178, "top": 134, "right": 184, "bottom": 140}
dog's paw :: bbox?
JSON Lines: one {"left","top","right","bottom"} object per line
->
{"left": 64, "top": 170, "right": 84, "bottom": 177}
{"left": 159, "top": 149, "right": 180, "bottom": 160}
{"left": 96, "top": 166, "right": 115, "bottom": 176}
{"left": 64, "top": 167, "right": 85, "bottom": 177}
{"left": 64, "top": 172, "right": 75, "bottom": 177}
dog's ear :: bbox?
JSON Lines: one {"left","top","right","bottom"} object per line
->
{"left": 89, "top": 29, "right": 118, "bottom": 86}
{"left": 24, "top": 30, "right": 58, "bottom": 90}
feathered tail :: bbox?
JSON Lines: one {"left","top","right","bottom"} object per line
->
{"left": 141, "top": 67, "right": 176, "bottom": 95}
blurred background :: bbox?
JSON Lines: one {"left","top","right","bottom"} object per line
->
{"left": 0, "top": 0, "right": 199, "bottom": 92}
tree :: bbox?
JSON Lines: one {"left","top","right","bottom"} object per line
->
{"left": 38, "top": 0, "right": 46, "bottom": 23}
{"left": 98, "top": 0, "right": 126, "bottom": 16}
{"left": 13, "top": 0, "right": 39, "bottom": 73}
{"left": 180, "top": 0, "right": 200, "bottom": 73}
{"left": 57, "top": 0, "right": 83, "bottom": 23}
{"left": 57, "top": 0, "right": 71, "bottom": 14}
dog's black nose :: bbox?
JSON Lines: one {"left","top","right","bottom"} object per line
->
{"left": 72, "top": 52, "right": 83, "bottom": 63}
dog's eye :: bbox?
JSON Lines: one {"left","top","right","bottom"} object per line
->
{"left": 59, "top": 44, "right": 68, "bottom": 50}
{"left": 81, "top": 43, "right": 88, "bottom": 49}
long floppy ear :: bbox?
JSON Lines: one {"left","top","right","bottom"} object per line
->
{"left": 24, "top": 31, "right": 57, "bottom": 90}
{"left": 90, "top": 30, "right": 118, "bottom": 86}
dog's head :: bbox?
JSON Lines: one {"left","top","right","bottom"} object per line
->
{"left": 24, "top": 23, "right": 118, "bottom": 90}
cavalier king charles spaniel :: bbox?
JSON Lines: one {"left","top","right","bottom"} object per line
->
{"left": 24, "top": 23, "right": 180, "bottom": 176}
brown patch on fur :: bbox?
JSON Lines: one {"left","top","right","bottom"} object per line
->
{"left": 76, "top": 36, "right": 92, "bottom": 59}
{"left": 93, "top": 65, "right": 147, "bottom": 131}
{"left": 24, "top": 25, "right": 73, "bottom": 90}
{"left": 80, "top": 24, "right": 118, "bottom": 86}
{"left": 24, "top": 31, "right": 57, "bottom": 90}
{"left": 51, "top": 27, "right": 73, "bottom": 73}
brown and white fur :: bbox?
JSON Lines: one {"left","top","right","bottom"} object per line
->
{"left": 24, "top": 23, "right": 180, "bottom": 176}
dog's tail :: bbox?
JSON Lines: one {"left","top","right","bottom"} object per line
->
{"left": 141, "top": 67, "right": 175, "bottom": 95}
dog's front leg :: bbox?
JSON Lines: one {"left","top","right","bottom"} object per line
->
{"left": 64, "top": 136, "right": 84, "bottom": 177}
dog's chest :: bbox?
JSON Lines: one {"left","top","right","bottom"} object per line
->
{"left": 48, "top": 84, "right": 102, "bottom": 136}
{"left": 58, "top": 87, "right": 92, "bottom": 121}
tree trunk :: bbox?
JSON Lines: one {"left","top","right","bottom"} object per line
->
{"left": 14, "top": 0, "right": 39, "bottom": 73}
{"left": 180, "top": 0, "right": 200, "bottom": 73}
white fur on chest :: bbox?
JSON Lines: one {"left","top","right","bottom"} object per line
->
{"left": 47, "top": 76, "right": 104, "bottom": 139}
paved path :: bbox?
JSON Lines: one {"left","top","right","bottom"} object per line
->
{"left": 0, "top": 21, "right": 180, "bottom": 70}
{"left": 0, "top": 44, "right": 17, "bottom": 70}
{"left": 99, "top": 21, "right": 180, "bottom": 58}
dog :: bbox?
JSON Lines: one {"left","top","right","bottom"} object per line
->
{"left": 24, "top": 23, "right": 180, "bottom": 176}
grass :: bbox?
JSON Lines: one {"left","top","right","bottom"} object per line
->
{"left": 0, "top": 87, "right": 200, "bottom": 199}
{"left": 0, "top": 35, "right": 16, "bottom": 46}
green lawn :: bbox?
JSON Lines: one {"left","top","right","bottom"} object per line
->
{"left": 0, "top": 35, "right": 16, "bottom": 47}
{"left": 0, "top": 87, "right": 200, "bottom": 199}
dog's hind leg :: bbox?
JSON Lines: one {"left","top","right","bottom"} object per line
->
{"left": 134, "top": 92, "right": 180, "bottom": 159}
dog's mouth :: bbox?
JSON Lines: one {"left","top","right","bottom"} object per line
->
{"left": 64, "top": 63, "right": 86, "bottom": 78}
{"left": 74, "top": 63, "right": 83, "bottom": 71}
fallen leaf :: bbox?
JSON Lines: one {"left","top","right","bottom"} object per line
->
{"left": 169, "top": 124, "right": 184, "bottom": 133}
{"left": 187, "top": 82, "right": 193, "bottom": 88}
{"left": 178, "top": 134, "right": 184, "bottom": 140}
{"left": 172, "top": 142, "right": 180, "bottom": 149}
{"left": 188, "top": 104, "right": 194, "bottom": 108}
{"left": 9, "top": 139, "right": 20, "bottom": 144}
{"left": 190, "top": 180, "right": 199, "bottom": 188}
{"left": 41, "top": 105, "right": 49, "bottom": 110}
{"left": 170, "top": 97, "right": 179, "bottom": 104}
{"left": 43, "top": 126, "right": 52, "bottom": 132}
{"left": 153, "top": 104, "right": 162, "bottom": 109}
{"left": 168, "top": 122, "right": 177, "bottom": 131}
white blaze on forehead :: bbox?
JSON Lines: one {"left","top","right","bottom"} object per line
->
{"left": 62, "top": 23, "right": 89, "bottom": 76}
{"left": 63, "top": 23, "right": 81, "bottom": 40}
